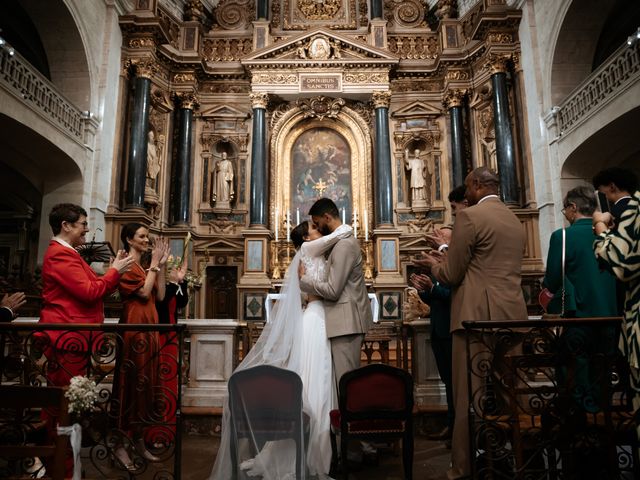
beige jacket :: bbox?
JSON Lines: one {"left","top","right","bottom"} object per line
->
{"left": 432, "top": 197, "right": 528, "bottom": 332}
{"left": 300, "top": 234, "right": 374, "bottom": 339}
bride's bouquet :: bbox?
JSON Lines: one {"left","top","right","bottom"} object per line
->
{"left": 65, "top": 375, "right": 99, "bottom": 415}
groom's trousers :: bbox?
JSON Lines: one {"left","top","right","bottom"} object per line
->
{"left": 330, "top": 333, "right": 364, "bottom": 393}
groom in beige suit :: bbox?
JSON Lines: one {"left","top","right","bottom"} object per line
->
{"left": 299, "top": 198, "right": 374, "bottom": 388}
{"left": 416, "top": 167, "right": 527, "bottom": 479}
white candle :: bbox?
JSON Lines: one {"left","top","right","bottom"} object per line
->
{"left": 341, "top": 207, "right": 346, "bottom": 224}
{"left": 364, "top": 208, "right": 369, "bottom": 241}
{"left": 353, "top": 210, "right": 358, "bottom": 238}
{"left": 275, "top": 207, "right": 279, "bottom": 241}
{"left": 286, "top": 209, "right": 291, "bottom": 241}
{"left": 296, "top": 208, "right": 300, "bottom": 225}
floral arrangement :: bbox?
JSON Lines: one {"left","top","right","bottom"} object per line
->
{"left": 165, "top": 232, "right": 206, "bottom": 290}
{"left": 65, "top": 375, "right": 99, "bottom": 415}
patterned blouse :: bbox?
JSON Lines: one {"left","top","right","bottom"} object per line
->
{"left": 594, "top": 190, "right": 640, "bottom": 378}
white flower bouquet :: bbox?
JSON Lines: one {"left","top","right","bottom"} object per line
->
{"left": 65, "top": 375, "right": 99, "bottom": 415}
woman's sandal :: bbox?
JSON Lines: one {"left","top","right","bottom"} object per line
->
{"left": 114, "top": 446, "right": 136, "bottom": 472}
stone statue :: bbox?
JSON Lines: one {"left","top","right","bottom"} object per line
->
{"left": 481, "top": 136, "right": 498, "bottom": 172}
{"left": 404, "top": 148, "right": 432, "bottom": 207}
{"left": 146, "top": 130, "right": 161, "bottom": 189}
{"left": 212, "top": 152, "right": 235, "bottom": 204}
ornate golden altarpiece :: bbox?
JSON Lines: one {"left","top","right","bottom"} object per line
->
{"left": 109, "top": 0, "right": 544, "bottom": 331}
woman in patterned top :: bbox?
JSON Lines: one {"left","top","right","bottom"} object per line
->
{"left": 593, "top": 188, "right": 640, "bottom": 444}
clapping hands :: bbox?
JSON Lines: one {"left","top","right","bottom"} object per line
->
{"left": 169, "top": 255, "right": 188, "bottom": 283}
{"left": 151, "top": 237, "right": 170, "bottom": 267}
{"left": 409, "top": 272, "right": 433, "bottom": 291}
{"left": 413, "top": 249, "right": 445, "bottom": 272}
{"left": 111, "top": 250, "right": 135, "bottom": 274}
{"left": 1, "top": 292, "right": 26, "bottom": 317}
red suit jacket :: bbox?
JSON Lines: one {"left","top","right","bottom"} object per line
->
{"left": 40, "top": 240, "right": 121, "bottom": 326}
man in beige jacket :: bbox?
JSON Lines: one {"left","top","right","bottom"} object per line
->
{"left": 299, "top": 198, "right": 374, "bottom": 389}
{"left": 416, "top": 167, "right": 527, "bottom": 479}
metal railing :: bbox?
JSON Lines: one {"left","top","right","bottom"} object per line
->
{"left": 0, "top": 323, "right": 185, "bottom": 480}
{"left": 463, "top": 317, "right": 638, "bottom": 479}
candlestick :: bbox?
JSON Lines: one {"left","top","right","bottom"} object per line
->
{"left": 353, "top": 210, "right": 358, "bottom": 238}
{"left": 296, "top": 207, "right": 300, "bottom": 225}
{"left": 275, "top": 207, "right": 279, "bottom": 241}
{"left": 364, "top": 208, "right": 369, "bottom": 241}
{"left": 286, "top": 209, "right": 291, "bottom": 242}
{"left": 341, "top": 207, "right": 346, "bottom": 224}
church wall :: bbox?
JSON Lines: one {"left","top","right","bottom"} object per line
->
{"left": 518, "top": 0, "right": 640, "bottom": 261}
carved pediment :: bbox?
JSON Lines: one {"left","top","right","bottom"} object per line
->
{"left": 242, "top": 27, "right": 399, "bottom": 67}
{"left": 199, "top": 104, "right": 250, "bottom": 119}
{"left": 392, "top": 100, "right": 442, "bottom": 119}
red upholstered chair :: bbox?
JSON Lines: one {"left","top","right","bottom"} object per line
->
{"left": 227, "top": 365, "right": 308, "bottom": 480}
{"left": 329, "top": 363, "right": 414, "bottom": 480}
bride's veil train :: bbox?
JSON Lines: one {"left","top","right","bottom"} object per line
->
{"left": 209, "top": 252, "right": 312, "bottom": 479}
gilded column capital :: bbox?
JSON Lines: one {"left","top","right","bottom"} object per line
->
{"left": 174, "top": 92, "right": 200, "bottom": 110}
{"left": 372, "top": 90, "right": 391, "bottom": 109}
{"left": 486, "top": 54, "right": 512, "bottom": 75}
{"left": 125, "top": 57, "right": 159, "bottom": 79}
{"left": 250, "top": 92, "right": 269, "bottom": 109}
{"left": 442, "top": 89, "right": 468, "bottom": 109}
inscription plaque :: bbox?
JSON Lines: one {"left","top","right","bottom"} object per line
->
{"left": 300, "top": 74, "right": 342, "bottom": 92}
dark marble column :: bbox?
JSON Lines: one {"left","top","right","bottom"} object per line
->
{"left": 371, "top": 0, "right": 383, "bottom": 19}
{"left": 125, "top": 65, "right": 154, "bottom": 209}
{"left": 257, "top": 0, "right": 268, "bottom": 19}
{"left": 170, "top": 93, "right": 198, "bottom": 225}
{"left": 373, "top": 91, "right": 393, "bottom": 226}
{"left": 443, "top": 89, "right": 467, "bottom": 188}
{"left": 249, "top": 93, "right": 269, "bottom": 226}
{"left": 490, "top": 57, "right": 519, "bottom": 204}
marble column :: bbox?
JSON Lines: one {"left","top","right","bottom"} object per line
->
{"left": 373, "top": 91, "right": 393, "bottom": 226}
{"left": 249, "top": 93, "right": 269, "bottom": 226}
{"left": 489, "top": 56, "right": 519, "bottom": 205}
{"left": 125, "top": 60, "right": 156, "bottom": 209}
{"left": 257, "top": 0, "right": 268, "bottom": 19}
{"left": 371, "top": 0, "right": 383, "bottom": 19}
{"left": 443, "top": 89, "right": 467, "bottom": 189}
{"left": 171, "top": 93, "right": 198, "bottom": 226}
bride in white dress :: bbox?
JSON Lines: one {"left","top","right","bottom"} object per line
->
{"left": 209, "top": 221, "right": 353, "bottom": 480}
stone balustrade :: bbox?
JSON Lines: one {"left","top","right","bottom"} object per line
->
{"left": 0, "top": 47, "right": 84, "bottom": 141}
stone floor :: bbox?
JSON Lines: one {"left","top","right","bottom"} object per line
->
{"left": 182, "top": 434, "right": 451, "bottom": 479}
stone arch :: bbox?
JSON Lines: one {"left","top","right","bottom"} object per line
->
{"left": 17, "top": 0, "right": 92, "bottom": 110}
{"left": 549, "top": 0, "right": 624, "bottom": 106}
{"left": 560, "top": 106, "right": 640, "bottom": 189}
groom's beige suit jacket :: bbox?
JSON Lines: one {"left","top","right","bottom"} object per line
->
{"left": 300, "top": 234, "right": 374, "bottom": 339}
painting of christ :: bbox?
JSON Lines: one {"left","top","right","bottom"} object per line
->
{"left": 291, "top": 127, "right": 352, "bottom": 222}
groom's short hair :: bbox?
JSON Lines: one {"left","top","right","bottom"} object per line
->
{"left": 308, "top": 198, "right": 339, "bottom": 218}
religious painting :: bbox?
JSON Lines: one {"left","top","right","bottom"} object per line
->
{"left": 291, "top": 127, "right": 352, "bottom": 222}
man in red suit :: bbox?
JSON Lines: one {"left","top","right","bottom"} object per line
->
{"left": 39, "top": 203, "right": 133, "bottom": 476}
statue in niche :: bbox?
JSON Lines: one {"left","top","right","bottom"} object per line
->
{"left": 480, "top": 136, "right": 498, "bottom": 172}
{"left": 212, "top": 152, "right": 235, "bottom": 206}
{"left": 146, "top": 130, "right": 161, "bottom": 189}
{"left": 404, "top": 148, "right": 432, "bottom": 208}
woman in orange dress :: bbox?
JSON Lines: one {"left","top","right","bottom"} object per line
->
{"left": 114, "top": 222, "right": 169, "bottom": 470}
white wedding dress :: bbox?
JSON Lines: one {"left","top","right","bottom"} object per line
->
{"left": 210, "top": 225, "right": 353, "bottom": 480}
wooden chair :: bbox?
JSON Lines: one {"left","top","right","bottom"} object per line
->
{"left": 329, "top": 363, "right": 414, "bottom": 480}
{"left": 227, "top": 365, "right": 308, "bottom": 480}
{"left": 0, "top": 385, "right": 69, "bottom": 480}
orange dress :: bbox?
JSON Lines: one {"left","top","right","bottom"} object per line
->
{"left": 117, "top": 263, "right": 160, "bottom": 433}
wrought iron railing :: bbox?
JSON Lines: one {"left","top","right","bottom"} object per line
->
{"left": 0, "top": 323, "right": 185, "bottom": 480}
{"left": 0, "top": 48, "right": 84, "bottom": 141}
{"left": 557, "top": 40, "right": 640, "bottom": 135}
{"left": 463, "top": 317, "right": 638, "bottom": 479}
